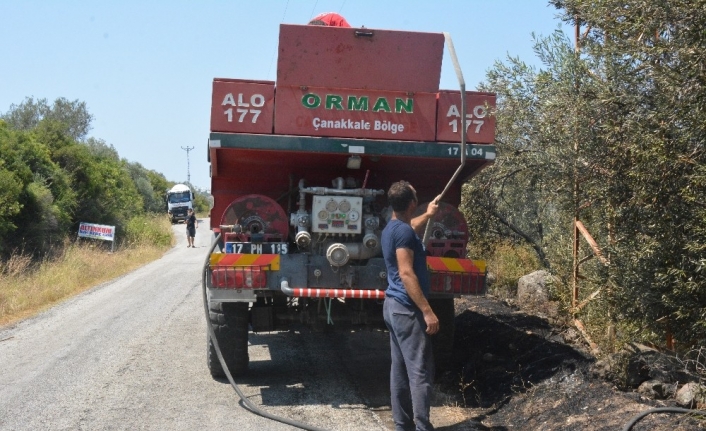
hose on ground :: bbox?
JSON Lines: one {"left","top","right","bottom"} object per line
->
{"left": 201, "top": 233, "right": 330, "bottom": 431}
{"left": 622, "top": 406, "right": 706, "bottom": 431}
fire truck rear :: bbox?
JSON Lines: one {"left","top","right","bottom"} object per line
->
{"left": 206, "top": 23, "right": 496, "bottom": 377}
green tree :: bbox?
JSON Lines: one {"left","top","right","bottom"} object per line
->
{"left": 53, "top": 142, "right": 144, "bottom": 231}
{"left": 19, "top": 175, "right": 71, "bottom": 251}
{"left": 543, "top": 0, "right": 706, "bottom": 348}
{"left": 191, "top": 186, "right": 213, "bottom": 215}
{"left": 2, "top": 97, "right": 93, "bottom": 141}
{"left": 474, "top": 0, "right": 706, "bottom": 349}
{"left": 126, "top": 161, "right": 170, "bottom": 214}
{"left": 0, "top": 167, "right": 22, "bottom": 235}
{"left": 146, "top": 170, "right": 171, "bottom": 213}
{"left": 0, "top": 124, "right": 24, "bottom": 246}
{"left": 0, "top": 121, "right": 76, "bottom": 255}
{"left": 84, "top": 137, "right": 120, "bottom": 160}
{"left": 463, "top": 30, "right": 589, "bottom": 274}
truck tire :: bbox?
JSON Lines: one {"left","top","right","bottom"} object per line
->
{"left": 207, "top": 301, "right": 249, "bottom": 378}
{"left": 429, "top": 297, "right": 455, "bottom": 372}
{"left": 207, "top": 334, "right": 225, "bottom": 378}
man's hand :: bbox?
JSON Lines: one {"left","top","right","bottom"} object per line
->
{"left": 423, "top": 310, "right": 439, "bottom": 335}
{"left": 426, "top": 195, "right": 442, "bottom": 218}
{"left": 411, "top": 195, "right": 443, "bottom": 234}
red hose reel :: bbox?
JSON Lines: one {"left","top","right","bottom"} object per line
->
{"left": 220, "top": 194, "right": 289, "bottom": 243}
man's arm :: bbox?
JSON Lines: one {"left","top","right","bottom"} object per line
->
{"left": 410, "top": 195, "right": 441, "bottom": 236}
{"left": 396, "top": 247, "right": 439, "bottom": 335}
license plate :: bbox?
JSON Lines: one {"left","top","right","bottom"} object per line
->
{"left": 225, "top": 242, "right": 289, "bottom": 254}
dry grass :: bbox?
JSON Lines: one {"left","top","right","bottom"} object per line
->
{"left": 0, "top": 240, "right": 171, "bottom": 327}
{"left": 486, "top": 241, "right": 541, "bottom": 298}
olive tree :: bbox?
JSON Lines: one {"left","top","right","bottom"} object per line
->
{"left": 470, "top": 0, "right": 706, "bottom": 349}
{"left": 2, "top": 97, "right": 93, "bottom": 141}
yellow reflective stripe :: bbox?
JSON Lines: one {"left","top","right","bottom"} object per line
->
{"left": 267, "top": 255, "right": 280, "bottom": 270}
{"left": 210, "top": 253, "right": 224, "bottom": 266}
{"left": 441, "top": 258, "right": 465, "bottom": 272}
{"left": 209, "top": 253, "right": 280, "bottom": 270}
{"left": 236, "top": 254, "right": 261, "bottom": 266}
{"left": 472, "top": 260, "right": 486, "bottom": 272}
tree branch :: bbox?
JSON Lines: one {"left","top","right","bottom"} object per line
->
{"left": 491, "top": 209, "right": 551, "bottom": 269}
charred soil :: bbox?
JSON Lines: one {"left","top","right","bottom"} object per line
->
{"left": 432, "top": 296, "right": 705, "bottom": 431}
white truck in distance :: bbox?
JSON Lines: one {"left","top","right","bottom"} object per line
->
{"left": 166, "top": 184, "right": 194, "bottom": 223}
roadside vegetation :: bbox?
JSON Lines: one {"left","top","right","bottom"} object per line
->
{"left": 0, "top": 97, "right": 209, "bottom": 327}
{"left": 0, "top": 214, "right": 173, "bottom": 327}
{"left": 465, "top": 0, "right": 706, "bottom": 355}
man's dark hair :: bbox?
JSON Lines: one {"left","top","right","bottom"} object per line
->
{"left": 308, "top": 19, "right": 326, "bottom": 26}
{"left": 387, "top": 181, "right": 416, "bottom": 213}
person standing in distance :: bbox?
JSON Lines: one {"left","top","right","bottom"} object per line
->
{"left": 186, "top": 208, "right": 198, "bottom": 248}
{"left": 381, "top": 180, "right": 441, "bottom": 431}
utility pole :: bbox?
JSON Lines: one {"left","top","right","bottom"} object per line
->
{"left": 181, "top": 146, "right": 194, "bottom": 183}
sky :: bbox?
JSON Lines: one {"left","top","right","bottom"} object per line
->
{"left": 0, "top": 1, "right": 571, "bottom": 192}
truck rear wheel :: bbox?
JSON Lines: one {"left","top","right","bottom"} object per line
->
{"left": 429, "top": 297, "right": 455, "bottom": 372}
{"left": 207, "top": 301, "right": 249, "bottom": 378}
{"left": 207, "top": 334, "right": 224, "bottom": 378}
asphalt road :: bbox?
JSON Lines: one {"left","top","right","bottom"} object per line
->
{"left": 0, "top": 219, "right": 395, "bottom": 431}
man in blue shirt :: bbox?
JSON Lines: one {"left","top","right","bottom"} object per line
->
{"left": 381, "top": 180, "right": 440, "bottom": 431}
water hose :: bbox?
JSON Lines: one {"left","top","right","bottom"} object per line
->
{"left": 622, "top": 406, "right": 706, "bottom": 431}
{"left": 423, "top": 32, "right": 467, "bottom": 245}
{"left": 201, "top": 234, "right": 331, "bottom": 431}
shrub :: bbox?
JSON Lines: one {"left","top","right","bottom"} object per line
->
{"left": 122, "top": 214, "right": 173, "bottom": 248}
{"left": 485, "top": 241, "right": 540, "bottom": 298}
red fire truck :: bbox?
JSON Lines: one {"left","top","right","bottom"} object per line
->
{"left": 205, "top": 22, "right": 496, "bottom": 378}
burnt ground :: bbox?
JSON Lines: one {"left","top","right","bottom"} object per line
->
{"left": 432, "top": 296, "right": 706, "bottom": 431}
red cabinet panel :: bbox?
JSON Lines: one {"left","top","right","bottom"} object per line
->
{"left": 436, "top": 90, "right": 496, "bottom": 144}
{"left": 210, "top": 79, "right": 275, "bottom": 134}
